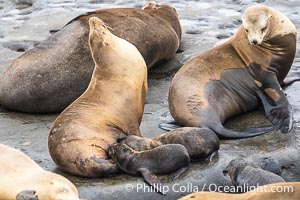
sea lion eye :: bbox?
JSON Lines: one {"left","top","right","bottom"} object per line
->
{"left": 261, "top": 27, "right": 267, "bottom": 32}
{"left": 245, "top": 29, "right": 249, "bottom": 33}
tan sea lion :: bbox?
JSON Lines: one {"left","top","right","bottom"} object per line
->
{"left": 179, "top": 182, "right": 299, "bottom": 200}
{"left": 165, "top": 4, "right": 297, "bottom": 138}
{"left": 48, "top": 17, "right": 147, "bottom": 177}
{"left": 0, "top": 2, "right": 181, "bottom": 113}
{"left": 0, "top": 144, "right": 81, "bottom": 200}
{"left": 108, "top": 143, "right": 190, "bottom": 195}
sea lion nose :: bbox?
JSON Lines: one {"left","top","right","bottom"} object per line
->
{"left": 251, "top": 39, "right": 258, "bottom": 44}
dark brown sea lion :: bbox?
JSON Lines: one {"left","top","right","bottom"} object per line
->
{"left": 108, "top": 143, "right": 190, "bottom": 195}
{"left": 121, "top": 127, "right": 219, "bottom": 161}
{"left": 0, "top": 144, "right": 81, "bottom": 200}
{"left": 165, "top": 4, "right": 296, "bottom": 138}
{"left": 48, "top": 17, "right": 147, "bottom": 177}
{"left": 223, "top": 158, "right": 285, "bottom": 192}
{"left": 154, "top": 127, "right": 219, "bottom": 161}
{"left": 179, "top": 182, "right": 300, "bottom": 200}
{"left": 0, "top": 2, "right": 181, "bottom": 113}
{"left": 253, "top": 156, "right": 281, "bottom": 175}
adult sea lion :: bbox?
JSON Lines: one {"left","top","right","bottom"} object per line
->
{"left": 121, "top": 127, "right": 219, "bottom": 161}
{"left": 180, "top": 182, "right": 299, "bottom": 200}
{"left": 0, "top": 2, "right": 181, "bottom": 113}
{"left": 166, "top": 4, "right": 296, "bottom": 138}
{"left": 223, "top": 158, "right": 285, "bottom": 192}
{"left": 108, "top": 143, "right": 190, "bottom": 195}
{"left": 48, "top": 17, "right": 147, "bottom": 177}
{"left": 0, "top": 144, "right": 81, "bottom": 200}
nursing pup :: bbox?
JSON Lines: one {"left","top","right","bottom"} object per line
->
{"left": 108, "top": 143, "right": 190, "bottom": 195}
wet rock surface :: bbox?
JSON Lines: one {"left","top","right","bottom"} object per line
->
{"left": 0, "top": 0, "right": 299, "bottom": 199}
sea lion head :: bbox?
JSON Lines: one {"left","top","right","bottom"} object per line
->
{"left": 223, "top": 158, "right": 248, "bottom": 182}
{"left": 88, "top": 17, "right": 113, "bottom": 64}
{"left": 142, "top": 1, "right": 181, "bottom": 40}
{"left": 242, "top": 5, "right": 272, "bottom": 45}
{"left": 108, "top": 143, "right": 134, "bottom": 163}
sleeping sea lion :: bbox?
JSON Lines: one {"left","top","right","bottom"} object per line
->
{"left": 223, "top": 158, "right": 285, "bottom": 192}
{"left": 0, "top": 2, "right": 181, "bottom": 113}
{"left": 0, "top": 144, "right": 81, "bottom": 200}
{"left": 121, "top": 127, "right": 219, "bottom": 161}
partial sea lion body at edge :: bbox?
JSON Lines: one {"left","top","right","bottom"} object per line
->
{"left": 0, "top": 144, "right": 81, "bottom": 200}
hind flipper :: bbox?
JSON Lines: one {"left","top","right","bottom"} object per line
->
{"left": 138, "top": 168, "right": 166, "bottom": 195}
{"left": 281, "top": 77, "right": 300, "bottom": 88}
{"left": 159, "top": 121, "right": 181, "bottom": 131}
{"left": 212, "top": 124, "right": 273, "bottom": 139}
{"left": 168, "top": 166, "right": 189, "bottom": 181}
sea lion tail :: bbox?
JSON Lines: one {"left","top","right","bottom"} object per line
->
{"left": 212, "top": 124, "right": 274, "bottom": 139}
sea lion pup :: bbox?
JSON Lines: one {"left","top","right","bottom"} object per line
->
{"left": 48, "top": 17, "right": 147, "bottom": 177}
{"left": 154, "top": 127, "right": 219, "bottom": 161}
{"left": 253, "top": 156, "right": 281, "bottom": 175}
{"left": 179, "top": 182, "right": 300, "bottom": 200}
{"left": 0, "top": 2, "right": 181, "bottom": 113}
{"left": 108, "top": 143, "right": 190, "bottom": 195}
{"left": 165, "top": 4, "right": 296, "bottom": 138}
{"left": 223, "top": 158, "right": 285, "bottom": 192}
{"left": 0, "top": 144, "right": 81, "bottom": 200}
{"left": 121, "top": 127, "right": 219, "bottom": 161}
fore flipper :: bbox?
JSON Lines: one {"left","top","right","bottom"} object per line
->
{"left": 255, "top": 74, "right": 293, "bottom": 133}
{"left": 16, "top": 190, "right": 39, "bottom": 200}
{"left": 206, "top": 151, "right": 218, "bottom": 162}
{"left": 139, "top": 168, "right": 166, "bottom": 195}
{"left": 168, "top": 166, "right": 189, "bottom": 181}
{"left": 159, "top": 121, "right": 181, "bottom": 131}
